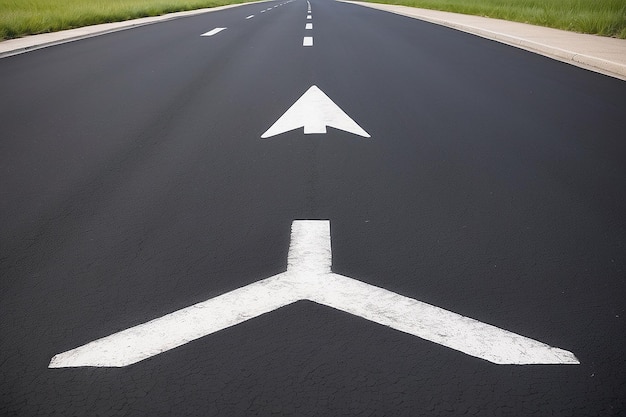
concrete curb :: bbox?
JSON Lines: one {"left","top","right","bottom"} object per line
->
{"left": 0, "top": 1, "right": 266, "bottom": 59}
{"left": 444, "top": 22, "right": 626, "bottom": 80}
{"left": 418, "top": 16, "right": 626, "bottom": 80}
{"left": 342, "top": 1, "right": 626, "bottom": 81}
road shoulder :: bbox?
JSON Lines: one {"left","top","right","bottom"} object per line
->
{"left": 342, "top": 1, "right": 626, "bottom": 81}
{"left": 0, "top": 1, "right": 266, "bottom": 59}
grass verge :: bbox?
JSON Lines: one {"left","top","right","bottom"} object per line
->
{"left": 360, "top": 0, "right": 626, "bottom": 38}
{"left": 0, "top": 0, "right": 258, "bottom": 41}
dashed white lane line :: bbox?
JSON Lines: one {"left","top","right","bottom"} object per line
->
{"left": 304, "top": 3, "right": 312, "bottom": 47}
{"left": 246, "top": 15, "right": 255, "bottom": 19}
{"left": 200, "top": 27, "right": 227, "bottom": 37}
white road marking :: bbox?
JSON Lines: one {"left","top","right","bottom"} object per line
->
{"left": 200, "top": 28, "right": 227, "bottom": 37}
{"left": 261, "top": 9, "right": 266, "bottom": 13}
{"left": 261, "top": 85, "right": 370, "bottom": 138}
{"left": 307, "top": 15, "right": 312, "bottom": 19}
{"left": 246, "top": 15, "right": 255, "bottom": 19}
{"left": 307, "top": 1, "right": 311, "bottom": 11}
{"left": 306, "top": 23, "right": 313, "bottom": 29}
{"left": 49, "top": 221, "right": 580, "bottom": 368}
{"left": 303, "top": 36, "right": 313, "bottom": 47}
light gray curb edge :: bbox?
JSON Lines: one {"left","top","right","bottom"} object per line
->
{"left": 341, "top": 1, "right": 626, "bottom": 81}
{"left": 0, "top": 0, "right": 268, "bottom": 59}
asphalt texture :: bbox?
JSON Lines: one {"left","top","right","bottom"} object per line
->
{"left": 1, "top": 0, "right": 625, "bottom": 415}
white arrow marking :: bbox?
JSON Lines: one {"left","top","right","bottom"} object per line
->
{"left": 200, "top": 28, "right": 226, "bottom": 37}
{"left": 261, "top": 86, "right": 370, "bottom": 138}
{"left": 50, "top": 221, "right": 579, "bottom": 368}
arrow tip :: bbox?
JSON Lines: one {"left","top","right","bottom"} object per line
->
{"left": 262, "top": 85, "right": 370, "bottom": 138}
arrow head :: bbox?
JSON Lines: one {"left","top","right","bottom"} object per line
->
{"left": 261, "top": 86, "right": 371, "bottom": 138}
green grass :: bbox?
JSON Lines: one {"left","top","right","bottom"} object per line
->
{"left": 0, "top": 0, "right": 258, "bottom": 40}
{"left": 1, "top": 0, "right": 624, "bottom": 40}
{"left": 361, "top": 0, "right": 626, "bottom": 38}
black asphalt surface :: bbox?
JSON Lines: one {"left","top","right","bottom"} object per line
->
{"left": 1, "top": 0, "right": 625, "bottom": 415}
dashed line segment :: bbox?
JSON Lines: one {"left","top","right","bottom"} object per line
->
{"left": 200, "top": 28, "right": 227, "bottom": 37}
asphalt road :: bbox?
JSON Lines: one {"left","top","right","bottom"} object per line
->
{"left": 1, "top": 0, "right": 625, "bottom": 415}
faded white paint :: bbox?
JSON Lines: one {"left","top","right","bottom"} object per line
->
{"left": 50, "top": 221, "right": 579, "bottom": 368}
